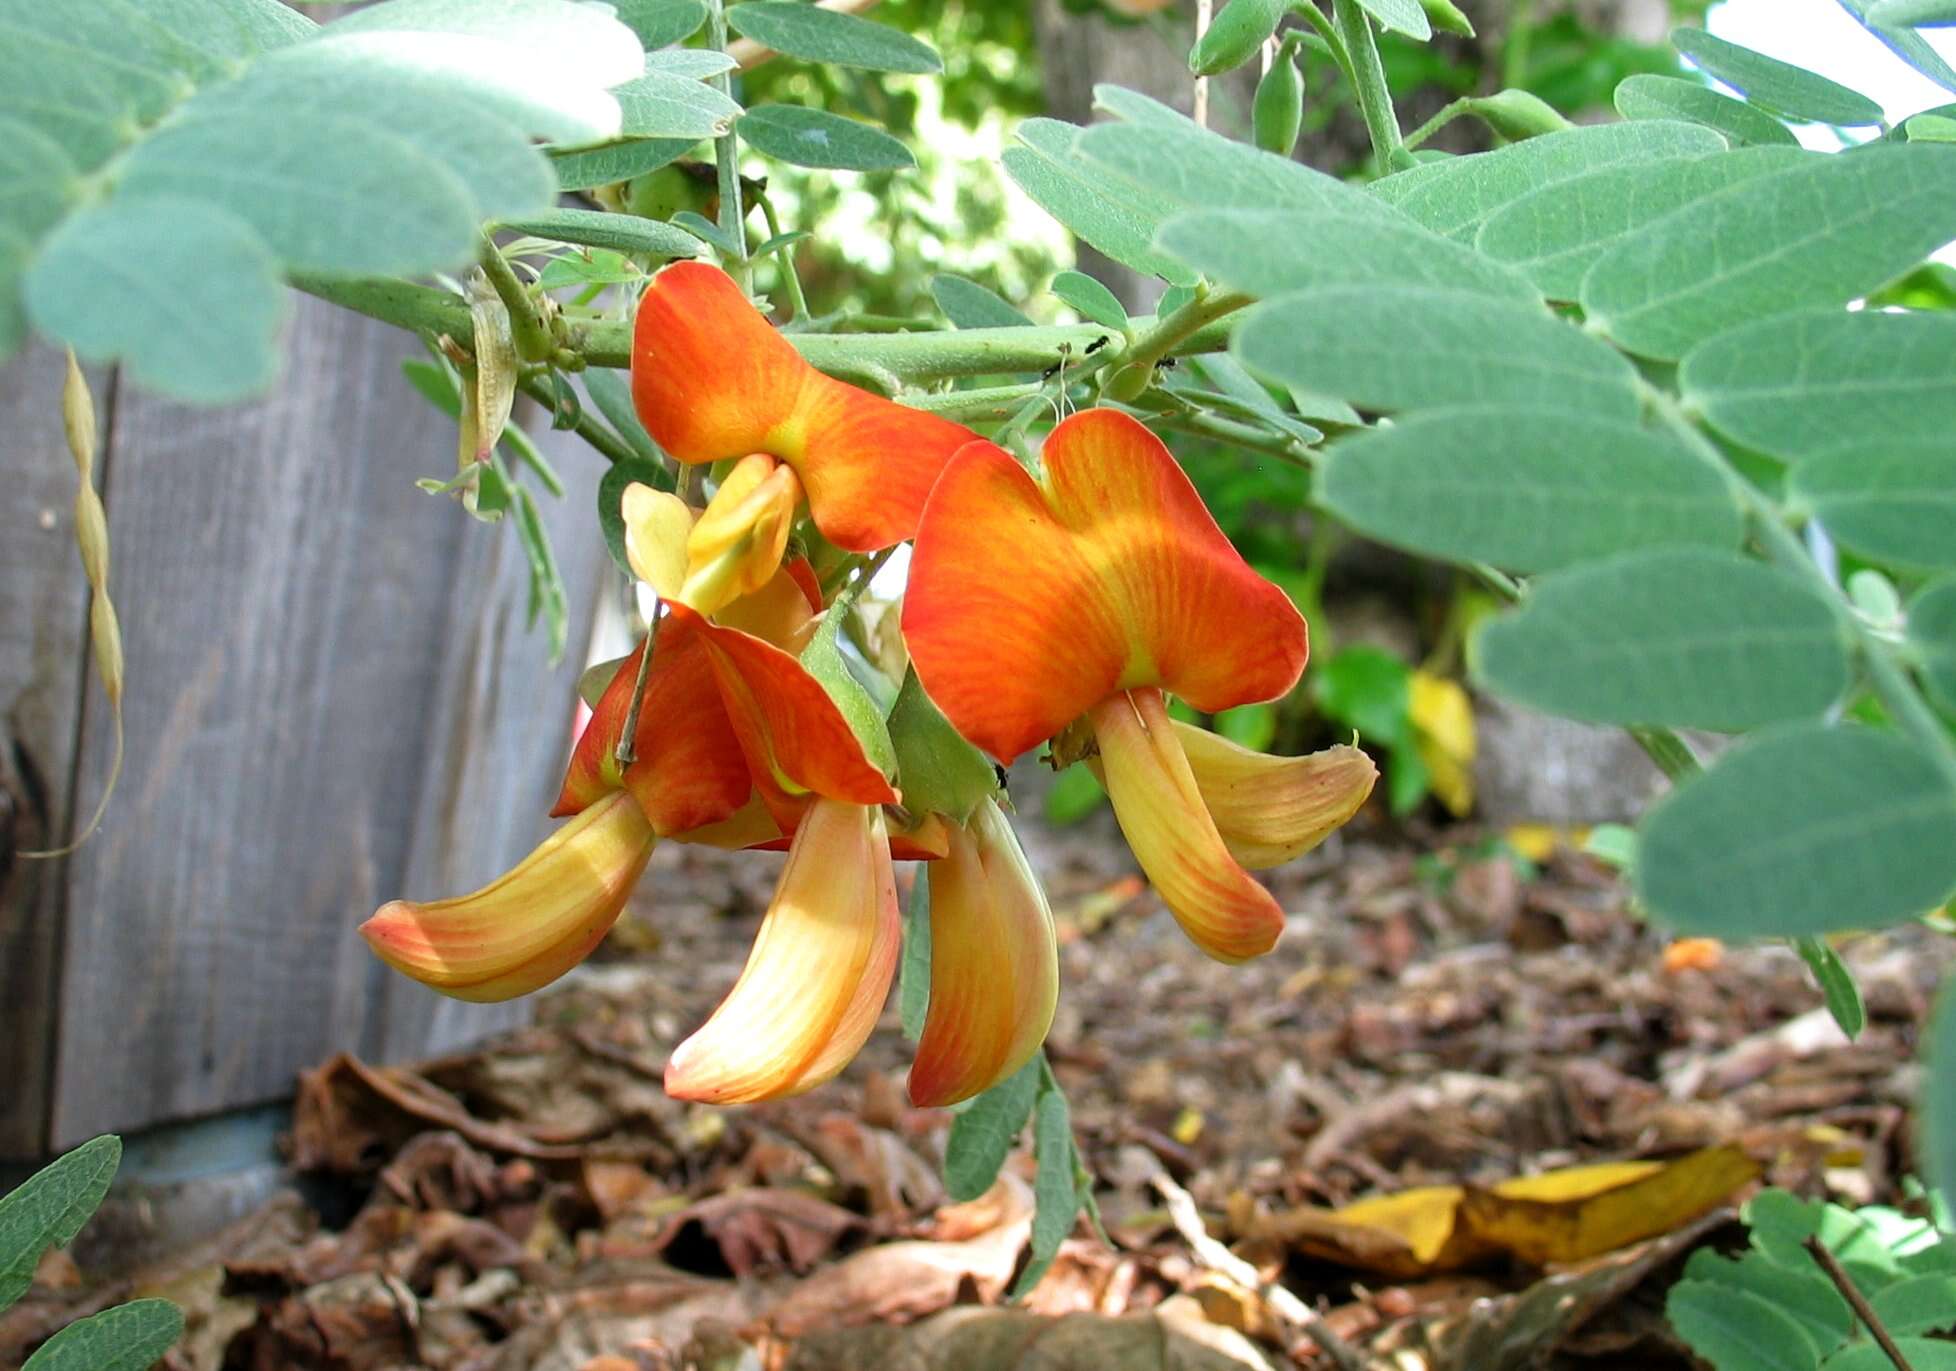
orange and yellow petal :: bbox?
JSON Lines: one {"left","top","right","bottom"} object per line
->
{"left": 1173, "top": 723, "right": 1377, "bottom": 868}
{"left": 554, "top": 622, "right": 752, "bottom": 833}
{"left": 909, "top": 798, "right": 1058, "bottom": 1107}
{"left": 1090, "top": 688, "right": 1285, "bottom": 963}
{"left": 664, "top": 799, "right": 899, "bottom": 1102}
{"left": 360, "top": 791, "right": 655, "bottom": 1002}
{"left": 680, "top": 604, "right": 899, "bottom": 812}
{"left": 904, "top": 409, "right": 1308, "bottom": 763}
{"left": 680, "top": 455, "right": 801, "bottom": 614}
{"left": 630, "top": 261, "right": 976, "bottom": 552}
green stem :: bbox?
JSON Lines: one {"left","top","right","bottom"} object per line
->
{"left": 758, "top": 193, "right": 808, "bottom": 323}
{"left": 1332, "top": 0, "right": 1411, "bottom": 174}
{"left": 1292, "top": 1, "right": 1359, "bottom": 90}
{"left": 515, "top": 373, "right": 633, "bottom": 467}
{"left": 705, "top": 0, "right": 748, "bottom": 288}
{"left": 1103, "top": 288, "right": 1252, "bottom": 401}
{"left": 1156, "top": 411, "right": 1314, "bottom": 467}
{"left": 478, "top": 232, "right": 555, "bottom": 363}
{"left": 1402, "top": 97, "right": 1471, "bottom": 152}
{"left": 902, "top": 382, "right": 1050, "bottom": 422}
{"left": 299, "top": 274, "right": 1236, "bottom": 382}
{"left": 1650, "top": 390, "right": 1956, "bottom": 788}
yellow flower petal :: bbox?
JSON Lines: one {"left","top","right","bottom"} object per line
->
{"left": 1090, "top": 688, "right": 1285, "bottom": 963}
{"left": 360, "top": 791, "right": 655, "bottom": 1002}
{"left": 1173, "top": 723, "right": 1376, "bottom": 869}
{"left": 910, "top": 798, "right": 1059, "bottom": 1107}
{"left": 665, "top": 799, "right": 899, "bottom": 1102}
{"left": 622, "top": 482, "right": 693, "bottom": 599}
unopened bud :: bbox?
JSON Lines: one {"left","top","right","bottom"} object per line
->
{"left": 1189, "top": 0, "right": 1287, "bottom": 77}
{"left": 1253, "top": 35, "right": 1306, "bottom": 157}
{"left": 1467, "top": 90, "right": 1573, "bottom": 142}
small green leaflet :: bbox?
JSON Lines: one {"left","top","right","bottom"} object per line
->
{"left": 610, "top": 0, "right": 708, "bottom": 49}
{"left": 1002, "top": 119, "right": 1198, "bottom": 285}
{"left": 496, "top": 207, "right": 700, "bottom": 258}
{"left": 738, "top": 104, "right": 913, "bottom": 171}
{"left": 1233, "top": 284, "right": 1641, "bottom": 419}
{"left": 931, "top": 274, "right": 1030, "bottom": 328}
{"left": 1910, "top": 577, "right": 1956, "bottom": 715}
{"left": 1870, "top": 0, "right": 1956, "bottom": 25}
{"left": 1614, "top": 74, "right": 1799, "bottom": 146}
{"left": 899, "top": 868, "right": 931, "bottom": 1040}
{"left": 801, "top": 607, "right": 899, "bottom": 775}
{"left": 1471, "top": 549, "right": 1851, "bottom": 731}
{"left": 1672, "top": 25, "right": 1885, "bottom": 125}
{"left": 20, "top": 1299, "right": 183, "bottom": 1371}
{"left": 1475, "top": 146, "right": 1812, "bottom": 301}
{"left": 1846, "top": 0, "right": 1956, "bottom": 93}
{"left": 0, "top": 1136, "right": 121, "bottom": 1309}
{"left": 1678, "top": 1246, "right": 1852, "bottom": 1355}
{"left": 1665, "top": 1281, "right": 1821, "bottom": 1371}
{"left": 1681, "top": 309, "right": 1956, "bottom": 462}
{"left": 1319, "top": 407, "right": 1742, "bottom": 573}
{"left": 1157, "top": 207, "right": 1540, "bottom": 304}
{"left": 943, "top": 1056, "right": 1040, "bottom": 1203}
{"left": 1368, "top": 119, "right": 1726, "bottom": 242}
{"left": 606, "top": 72, "right": 739, "bottom": 140}
{"left": 548, "top": 137, "right": 694, "bottom": 191}
{"left": 1009, "top": 1087, "right": 1079, "bottom": 1299}
{"left": 584, "top": 367, "right": 667, "bottom": 468}
{"left": 726, "top": 1, "right": 941, "bottom": 74}
{"left": 1797, "top": 937, "right": 1867, "bottom": 1040}
{"left": 1354, "top": 0, "right": 1430, "bottom": 40}
{"left": 1049, "top": 270, "right": 1127, "bottom": 329}
{"left": 1636, "top": 722, "right": 1956, "bottom": 938}
{"left": 1790, "top": 443, "right": 1956, "bottom": 571}
{"left": 513, "top": 486, "right": 569, "bottom": 664}
{"left": 1583, "top": 143, "right": 1956, "bottom": 360}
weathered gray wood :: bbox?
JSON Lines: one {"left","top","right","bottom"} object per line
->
{"left": 361, "top": 402, "right": 609, "bottom": 1065}
{"left": 0, "top": 345, "right": 110, "bottom": 1157}
{"left": 44, "top": 293, "right": 606, "bottom": 1147}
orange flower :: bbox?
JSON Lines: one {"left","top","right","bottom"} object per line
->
{"left": 904, "top": 409, "right": 1375, "bottom": 962}
{"left": 630, "top": 261, "right": 979, "bottom": 552}
{"left": 908, "top": 797, "right": 1058, "bottom": 1107}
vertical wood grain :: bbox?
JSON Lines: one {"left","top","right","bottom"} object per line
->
{"left": 44, "top": 294, "right": 606, "bottom": 1147}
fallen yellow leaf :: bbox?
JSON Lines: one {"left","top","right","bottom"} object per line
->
{"left": 1410, "top": 672, "right": 1475, "bottom": 817}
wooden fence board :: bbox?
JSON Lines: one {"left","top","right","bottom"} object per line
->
{"left": 0, "top": 345, "right": 111, "bottom": 1156}
{"left": 39, "top": 294, "right": 606, "bottom": 1147}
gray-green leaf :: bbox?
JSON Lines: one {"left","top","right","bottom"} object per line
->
{"left": 1471, "top": 549, "right": 1851, "bottom": 730}
{"left": 1010, "top": 1086, "right": 1079, "bottom": 1299}
{"left": 21, "top": 1298, "right": 183, "bottom": 1371}
{"left": 1637, "top": 722, "right": 1956, "bottom": 937}
{"left": 496, "top": 207, "right": 700, "bottom": 258}
{"left": 1672, "top": 25, "right": 1886, "bottom": 125}
{"left": 944, "top": 1056, "right": 1041, "bottom": 1203}
{"left": 1583, "top": 143, "right": 1956, "bottom": 360}
{"left": 1159, "top": 207, "right": 1541, "bottom": 303}
{"left": 0, "top": 1136, "right": 121, "bottom": 1309}
{"left": 1003, "top": 120, "right": 1198, "bottom": 285}
{"left": 1320, "top": 408, "right": 1742, "bottom": 572}
{"left": 1614, "top": 74, "right": 1801, "bottom": 146}
{"left": 1791, "top": 442, "right": 1956, "bottom": 571}
{"left": 1476, "top": 146, "right": 1812, "bottom": 301}
{"left": 727, "top": 1, "right": 941, "bottom": 73}
{"left": 738, "top": 104, "right": 913, "bottom": 171}
{"left": 1369, "top": 119, "right": 1727, "bottom": 242}
{"left": 1910, "top": 576, "right": 1956, "bottom": 715}
{"left": 1050, "top": 270, "right": 1127, "bottom": 329}
{"left": 1233, "top": 284, "right": 1641, "bottom": 419}
{"left": 1682, "top": 308, "right": 1956, "bottom": 461}
{"left": 931, "top": 274, "right": 1030, "bottom": 328}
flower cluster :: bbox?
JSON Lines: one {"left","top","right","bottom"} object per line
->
{"left": 363, "top": 263, "right": 1375, "bottom": 1107}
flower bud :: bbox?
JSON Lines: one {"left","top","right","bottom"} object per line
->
{"left": 1253, "top": 35, "right": 1306, "bottom": 157}
{"left": 1189, "top": 0, "right": 1286, "bottom": 77}
{"left": 1420, "top": 0, "right": 1475, "bottom": 36}
{"left": 1467, "top": 90, "right": 1573, "bottom": 142}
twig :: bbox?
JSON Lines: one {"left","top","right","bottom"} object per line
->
{"left": 1805, "top": 1235, "right": 1915, "bottom": 1371}
{"left": 1151, "top": 1170, "right": 1364, "bottom": 1371}
{"left": 1194, "top": 0, "right": 1213, "bottom": 128}
{"left": 614, "top": 611, "right": 662, "bottom": 768}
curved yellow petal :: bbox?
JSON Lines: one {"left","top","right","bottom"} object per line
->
{"left": 909, "top": 797, "right": 1059, "bottom": 1107}
{"left": 681, "top": 455, "right": 802, "bottom": 615}
{"left": 360, "top": 791, "right": 656, "bottom": 1002}
{"left": 622, "top": 482, "right": 693, "bottom": 600}
{"left": 1172, "top": 723, "right": 1377, "bottom": 869}
{"left": 665, "top": 800, "right": 899, "bottom": 1102}
{"left": 1090, "top": 688, "right": 1285, "bottom": 963}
